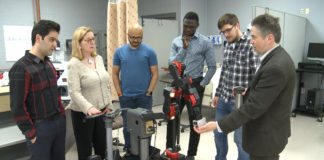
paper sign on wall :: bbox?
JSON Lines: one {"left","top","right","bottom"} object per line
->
{"left": 3, "top": 25, "right": 32, "bottom": 61}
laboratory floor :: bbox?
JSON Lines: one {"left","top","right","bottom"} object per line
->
{"left": 65, "top": 104, "right": 324, "bottom": 160}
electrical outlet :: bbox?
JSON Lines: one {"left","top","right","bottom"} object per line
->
{"left": 305, "top": 8, "right": 310, "bottom": 14}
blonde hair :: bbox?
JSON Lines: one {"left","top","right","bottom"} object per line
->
{"left": 71, "top": 26, "right": 98, "bottom": 60}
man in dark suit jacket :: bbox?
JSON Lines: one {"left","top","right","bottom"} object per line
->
{"left": 194, "top": 14, "right": 296, "bottom": 160}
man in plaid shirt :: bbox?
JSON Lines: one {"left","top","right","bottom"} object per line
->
{"left": 213, "top": 13, "right": 260, "bottom": 160}
{"left": 9, "top": 20, "right": 66, "bottom": 160}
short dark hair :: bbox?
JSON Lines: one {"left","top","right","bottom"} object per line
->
{"left": 31, "top": 20, "right": 60, "bottom": 45}
{"left": 252, "top": 14, "right": 281, "bottom": 43}
{"left": 183, "top": 11, "right": 199, "bottom": 24}
{"left": 217, "top": 13, "right": 239, "bottom": 29}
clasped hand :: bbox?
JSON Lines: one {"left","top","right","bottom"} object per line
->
{"left": 87, "top": 107, "right": 111, "bottom": 115}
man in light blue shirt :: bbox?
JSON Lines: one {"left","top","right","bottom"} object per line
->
{"left": 168, "top": 11, "right": 216, "bottom": 160}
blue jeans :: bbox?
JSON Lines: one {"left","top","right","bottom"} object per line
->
{"left": 213, "top": 98, "right": 249, "bottom": 160}
{"left": 119, "top": 93, "right": 152, "bottom": 150}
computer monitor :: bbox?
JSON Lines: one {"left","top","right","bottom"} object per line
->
{"left": 307, "top": 43, "right": 324, "bottom": 62}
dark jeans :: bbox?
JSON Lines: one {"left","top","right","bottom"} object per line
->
{"left": 71, "top": 110, "right": 107, "bottom": 160}
{"left": 166, "top": 77, "right": 204, "bottom": 156}
{"left": 119, "top": 93, "right": 153, "bottom": 150}
{"left": 250, "top": 154, "right": 280, "bottom": 160}
{"left": 27, "top": 115, "right": 66, "bottom": 160}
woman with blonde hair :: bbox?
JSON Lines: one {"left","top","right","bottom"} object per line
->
{"left": 67, "top": 26, "right": 114, "bottom": 160}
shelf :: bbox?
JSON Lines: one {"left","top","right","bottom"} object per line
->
{"left": 296, "top": 68, "right": 324, "bottom": 74}
{"left": 294, "top": 68, "right": 324, "bottom": 122}
{"left": 0, "top": 125, "right": 25, "bottom": 148}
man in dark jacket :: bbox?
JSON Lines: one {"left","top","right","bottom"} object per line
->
{"left": 194, "top": 14, "right": 296, "bottom": 160}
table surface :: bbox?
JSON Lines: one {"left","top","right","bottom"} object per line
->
{"left": 0, "top": 86, "right": 10, "bottom": 112}
{"left": 0, "top": 86, "right": 9, "bottom": 94}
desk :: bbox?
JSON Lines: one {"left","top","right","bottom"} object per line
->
{"left": 0, "top": 86, "right": 10, "bottom": 112}
{"left": 292, "top": 68, "right": 324, "bottom": 122}
{"left": 0, "top": 86, "right": 26, "bottom": 150}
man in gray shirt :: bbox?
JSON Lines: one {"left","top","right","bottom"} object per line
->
{"left": 168, "top": 11, "right": 216, "bottom": 160}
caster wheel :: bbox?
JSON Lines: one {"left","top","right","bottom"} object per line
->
{"left": 317, "top": 117, "right": 322, "bottom": 122}
{"left": 158, "top": 122, "right": 162, "bottom": 126}
{"left": 181, "top": 128, "right": 185, "bottom": 133}
{"left": 291, "top": 112, "right": 296, "bottom": 117}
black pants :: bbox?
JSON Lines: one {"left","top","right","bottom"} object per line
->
{"left": 71, "top": 110, "right": 106, "bottom": 160}
{"left": 250, "top": 154, "right": 280, "bottom": 160}
{"left": 27, "top": 115, "right": 66, "bottom": 160}
{"left": 166, "top": 77, "right": 205, "bottom": 156}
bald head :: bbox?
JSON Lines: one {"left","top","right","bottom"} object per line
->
{"left": 128, "top": 23, "right": 143, "bottom": 49}
{"left": 128, "top": 23, "right": 143, "bottom": 36}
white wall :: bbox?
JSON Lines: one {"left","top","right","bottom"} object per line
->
{"left": 180, "top": 0, "right": 208, "bottom": 35}
{"left": 207, "top": 0, "right": 324, "bottom": 58}
{"left": 0, "top": 0, "right": 108, "bottom": 68}
{"left": 138, "top": 0, "right": 180, "bottom": 19}
{"left": 0, "top": 0, "right": 34, "bottom": 68}
{"left": 138, "top": 0, "right": 208, "bottom": 35}
{"left": 39, "top": 0, "right": 108, "bottom": 50}
{"left": 138, "top": 0, "right": 181, "bottom": 32}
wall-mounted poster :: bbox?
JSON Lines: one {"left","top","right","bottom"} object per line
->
{"left": 3, "top": 25, "right": 32, "bottom": 61}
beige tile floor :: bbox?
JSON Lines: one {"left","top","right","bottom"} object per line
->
{"left": 66, "top": 105, "right": 324, "bottom": 160}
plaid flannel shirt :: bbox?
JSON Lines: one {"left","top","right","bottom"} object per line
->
{"left": 215, "top": 33, "right": 260, "bottom": 102}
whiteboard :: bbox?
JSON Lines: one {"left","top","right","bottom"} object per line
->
{"left": 3, "top": 25, "right": 32, "bottom": 61}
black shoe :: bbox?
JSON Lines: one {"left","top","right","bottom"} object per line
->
{"left": 186, "top": 155, "right": 195, "bottom": 160}
{"left": 87, "top": 155, "right": 102, "bottom": 160}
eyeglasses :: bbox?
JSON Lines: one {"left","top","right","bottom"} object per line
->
{"left": 83, "top": 37, "right": 96, "bottom": 43}
{"left": 220, "top": 26, "right": 235, "bottom": 35}
{"left": 128, "top": 36, "right": 142, "bottom": 40}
